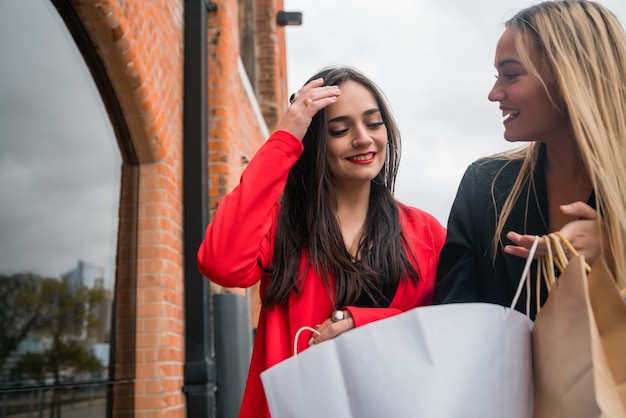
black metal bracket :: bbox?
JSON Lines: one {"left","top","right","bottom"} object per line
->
{"left": 205, "top": 1, "right": 218, "bottom": 13}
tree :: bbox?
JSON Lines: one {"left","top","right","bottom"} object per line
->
{"left": 7, "top": 274, "right": 107, "bottom": 418}
{"left": 13, "top": 352, "right": 46, "bottom": 384}
{"left": 35, "top": 276, "right": 106, "bottom": 380}
{"left": 17, "top": 339, "right": 102, "bottom": 377}
{"left": 0, "top": 273, "right": 53, "bottom": 371}
{"left": 14, "top": 340, "right": 103, "bottom": 418}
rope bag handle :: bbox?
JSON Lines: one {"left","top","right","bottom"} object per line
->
{"left": 510, "top": 235, "right": 541, "bottom": 317}
{"left": 293, "top": 326, "right": 320, "bottom": 356}
{"left": 539, "top": 232, "right": 592, "bottom": 313}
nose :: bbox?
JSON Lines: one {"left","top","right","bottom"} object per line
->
{"left": 488, "top": 78, "right": 504, "bottom": 102}
{"left": 352, "top": 123, "right": 374, "bottom": 147}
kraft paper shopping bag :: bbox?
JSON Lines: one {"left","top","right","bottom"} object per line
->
{"left": 585, "top": 256, "right": 626, "bottom": 416}
{"left": 533, "top": 233, "right": 626, "bottom": 418}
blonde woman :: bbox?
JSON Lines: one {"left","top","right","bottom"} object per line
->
{"left": 435, "top": 0, "right": 626, "bottom": 317}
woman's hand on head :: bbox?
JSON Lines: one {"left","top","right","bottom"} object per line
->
{"left": 504, "top": 201, "right": 602, "bottom": 265}
{"left": 276, "top": 78, "right": 341, "bottom": 141}
{"left": 307, "top": 310, "right": 354, "bottom": 346}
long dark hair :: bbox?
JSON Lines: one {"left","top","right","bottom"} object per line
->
{"left": 263, "top": 66, "right": 420, "bottom": 307}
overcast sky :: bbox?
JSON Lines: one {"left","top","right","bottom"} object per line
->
{"left": 0, "top": 0, "right": 120, "bottom": 285}
{"left": 284, "top": 0, "right": 626, "bottom": 224}
{"left": 1, "top": 0, "right": 625, "bottom": 285}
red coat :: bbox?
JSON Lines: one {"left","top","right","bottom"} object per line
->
{"left": 197, "top": 130, "right": 446, "bottom": 417}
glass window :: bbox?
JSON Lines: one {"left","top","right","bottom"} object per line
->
{"left": 0, "top": 1, "right": 119, "bottom": 416}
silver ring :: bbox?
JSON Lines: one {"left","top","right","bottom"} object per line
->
{"left": 289, "top": 92, "right": 298, "bottom": 105}
{"left": 331, "top": 310, "right": 345, "bottom": 322}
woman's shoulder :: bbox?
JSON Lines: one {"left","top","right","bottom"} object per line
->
{"left": 469, "top": 153, "right": 523, "bottom": 176}
{"left": 396, "top": 202, "right": 444, "bottom": 230}
{"left": 395, "top": 202, "right": 446, "bottom": 249}
{"left": 460, "top": 152, "right": 525, "bottom": 192}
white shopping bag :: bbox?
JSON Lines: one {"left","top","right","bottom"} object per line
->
{"left": 261, "top": 302, "right": 534, "bottom": 418}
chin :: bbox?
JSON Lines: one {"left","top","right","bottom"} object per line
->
{"left": 503, "top": 132, "right": 526, "bottom": 143}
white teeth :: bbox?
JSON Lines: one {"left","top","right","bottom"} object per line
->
{"left": 349, "top": 153, "right": 374, "bottom": 161}
{"left": 502, "top": 109, "right": 519, "bottom": 120}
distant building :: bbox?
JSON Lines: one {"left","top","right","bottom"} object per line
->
{"left": 63, "top": 260, "right": 112, "bottom": 343}
{"left": 64, "top": 260, "right": 105, "bottom": 291}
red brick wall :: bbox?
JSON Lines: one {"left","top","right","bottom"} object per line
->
{"left": 65, "top": 0, "right": 288, "bottom": 416}
{"left": 208, "top": 0, "right": 287, "bottom": 325}
{"left": 256, "top": 0, "right": 289, "bottom": 130}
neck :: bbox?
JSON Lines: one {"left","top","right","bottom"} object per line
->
{"left": 543, "top": 136, "right": 589, "bottom": 185}
{"left": 333, "top": 182, "right": 371, "bottom": 222}
{"left": 333, "top": 182, "right": 371, "bottom": 257}
{"left": 542, "top": 135, "right": 593, "bottom": 231}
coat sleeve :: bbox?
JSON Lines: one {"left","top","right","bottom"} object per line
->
{"left": 434, "top": 163, "right": 485, "bottom": 304}
{"left": 347, "top": 206, "right": 447, "bottom": 327}
{"left": 197, "top": 131, "right": 303, "bottom": 288}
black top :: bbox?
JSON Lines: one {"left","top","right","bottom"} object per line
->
{"left": 435, "top": 145, "right": 595, "bottom": 319}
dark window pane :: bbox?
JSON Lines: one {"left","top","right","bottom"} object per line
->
{"left": 0, "top": 1, "right": 119, "bottom": 416}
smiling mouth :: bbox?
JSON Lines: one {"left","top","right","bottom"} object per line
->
{"left": 503, "top": 109, "right": 519, "bottom": 122}
{"left": 347, "top": 152, "right": 375, "bottom": 162}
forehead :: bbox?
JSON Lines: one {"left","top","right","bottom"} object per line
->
{"left": 494, "top": 28, "right": 521, "bottom": 64}
{"left": 326, "top": 80, "right": 378, "bottom": 118}
{"left": 494, "top": 27, "right": 541, "bottom": 66}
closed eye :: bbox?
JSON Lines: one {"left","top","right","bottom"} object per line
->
{"left": 494, "top": 73, "right": 519, "bottom": 80}
{"left": 328, "top": 128, "right": 349, "bottom": 137}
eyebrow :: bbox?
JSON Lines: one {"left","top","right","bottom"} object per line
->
{"left": 327, "top": 108, "right": 381, "bottom": 124}
{"left": 496, "top": 58, "right": 522, "bottom": 68}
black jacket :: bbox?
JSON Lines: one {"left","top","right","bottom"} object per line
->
{"left": 435, "top": 147, "right": 558, "bottom": 319}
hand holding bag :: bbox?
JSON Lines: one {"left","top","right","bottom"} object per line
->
{"left": 261, "top": 304, "right": 534, "bottom": 418}
{"left": 260, "top": 243, "right": 540, "bottom": 418}
{"left": 532, "top": 232, "right": 626, "bottom": 418}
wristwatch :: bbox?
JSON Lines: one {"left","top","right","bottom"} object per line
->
{"left": 331, "top": 310, "right": 345, "bottom": 322}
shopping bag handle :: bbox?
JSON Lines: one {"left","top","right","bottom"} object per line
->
{"left": 294, "top": 326, "right": 321, "bottom": 355}
{"left": 535, "top": 232, "right": 593, "bottom": 315}
{"left": 510, "top": 235, "right": 540, "bottom": 316}
{"left": 543, "top": 232, "right": 591, "bottom": 281}
{"left": 547, "top": 232, "right": 626, "bottom": 299}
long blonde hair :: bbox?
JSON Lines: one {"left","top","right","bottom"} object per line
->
{"left": 493, "top": 0, "right": 626, "bottom": 288}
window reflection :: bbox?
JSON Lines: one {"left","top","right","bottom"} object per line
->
{"left": 0, "top": 0, "right": 119, "bottom": 415}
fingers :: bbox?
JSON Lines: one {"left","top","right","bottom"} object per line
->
{"left": 290, "top": 78, "right": 341, "bottom": 110}
{"left": 504, "top": 231, "right": 548, "bottom": 258}
{"left": 307, "top": 326, "right": 321, "bottom": 347}
{"left": 277, "top": 78, "right": 341, "bottom": 140}
{"left": 559, "top": 217, "right": 602, "bottom": 265}
{"left": 307, "top": 316, "right": 355, "bottom": 346}
{"left": 506, "top": 231, "right": 541, "bottom": 249}
{"left": 505, "top": 221, "right": 602, "bottom": 266}
{"left": 503, "top": 245, "right": 532, "bottom": 259}
{"left": 560, "top": 201, "right": 597, "bottom": 220}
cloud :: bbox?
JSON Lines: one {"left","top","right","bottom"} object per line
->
{"left": 285, "top": 0, "right": 626, "bottom": 223}
{"left": 0, "top": 0, "right": 119, "bottom": 283}
{"left": 1, "top": 0, "right": 625, "bottom": 283}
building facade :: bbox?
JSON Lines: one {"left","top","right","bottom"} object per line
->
{"left": 1, "top": 0, "right": 290, "bottom": 416}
